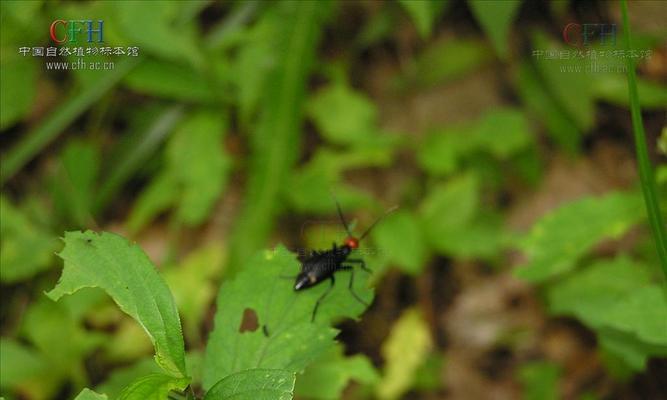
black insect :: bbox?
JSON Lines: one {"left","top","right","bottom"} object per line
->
{"left": 291, "top": 199, "right": 397, "bottom": 322}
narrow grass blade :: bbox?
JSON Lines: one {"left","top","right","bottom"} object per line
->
{"left": 620, "top": 0, "right": 667, "bottom": 279}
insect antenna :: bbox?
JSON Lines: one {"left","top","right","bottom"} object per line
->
{"left": 359, "top": 205, "right": 399, "bottom": 241}
{"left": 331, "top": 192, "right": 354, "bottom": 237}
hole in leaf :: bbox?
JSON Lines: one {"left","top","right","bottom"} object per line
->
{"left": 239, "top": 308, "right": 259, "bottom": 333}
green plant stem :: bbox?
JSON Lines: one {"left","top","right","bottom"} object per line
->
{"left": 620, "top": 0, "right": 667, "bottom": 279}
{"left": 0, "top": 58, "right": 139, "bottom": 185}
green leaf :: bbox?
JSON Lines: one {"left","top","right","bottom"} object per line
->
{"left": 468, "top": 0, "right": 521, "bottom": 59}
{"left": 598, "top": 329, "right": 667, "bottom": 372}
{"left": 95, "top": 358, "right": 163, "bottom": 399}
{"left": 376, "top": 308, "right": 432, "bottom": 400}
{"left": 73, "top": 388, "right": 108, "bottom": 400}
{"left": 475, "top": 108, "right": 531, "bottom": 158}
{"left": 518, "top": 361, "right": 561, "bottom": 400}
{"left": 592, "top": 75, "right": 667, "bottom": 109}
{"left": 168, "top": 110, "right": 230, "bottom": 225}
{"left": 600, "top": 285, "right": 667, "bottom": 346}
{"left": 294, "top": 345, "right": 379, "bottom": 400}
{"left": 307, "top": 82, "right": 378, "bottom": 146}
{"left": 285, "top": 146, "right": 393, "bottom": 214}
{"left": 547, "top": 257, "right": 652, "bottom": 328}
{"left": 110, "top": 1, "right": 201, "bottom": 64}
{"left": 515, "top": 191, "right": 645, "bottom": 282}
{"left": 0, "top": 57, "right": 37, "bottom": 129}
{"left": 0, "top": 338, "right": 49, "bottom": 389}
{"left": 22, "top": 298, "right": 105, "bottom": 387}
{"left": 47, "top": 231, "right": 187, "bottom": 377}
{"left": 371, "top": 210, "right": 428, "bottom": 275}
{"left": 227, "top": 2, "right": 329, "bottom": 274}
{"left": 126, "top": 172, "right": 178, "bottom": 234}
{"left": 94, "top": 104, "right": 184, "bottom": 213}
{"left": 515, "top": 61, "right": 580, "bottom": 153}
{"left": 204, "top": 369, "right": 295, "bottom": 400}
{"left": 50, "top": 140, "right": 100, "bottom": 227}
{"left": 397, "top": 0, "right": 448, "bottom": 39}
{"left": 417, "top": 126, "right": 473, "bottom": 176}
{"left": 0, "top": 197, "right": 59, "bottom": 283}
{"left": 164, "top": 244, "right": 224, "bottom": 343}
{"left": 411, "top": 38, "right": 492, "bottom": 87}
{"left": 233, "top": 13, "right": 281, "bottom": 127}
{"left": 419, "top": 173, "right": 509, "bottom": 259}
{"left": 203, "top": 245, "right": 373, "bottom": 389}
{"left": 128, "top": 109, "right": 230, "bottom": 230}
{"left": 124, "top": 59, "right": 215, "bottom": 102}
{"left": 531, "top": 32, "right": 595, "bottom": 133}
{"left": 118, "top": 374, "right": 189, "bottom": 400}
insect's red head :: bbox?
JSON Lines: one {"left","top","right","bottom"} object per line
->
{"left": 344, "top": 236, "right": 359, "bottom": 249}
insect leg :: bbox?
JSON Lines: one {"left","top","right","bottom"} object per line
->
{"left": 340, "top": 266, "right": 369, "bottom": 307}
{"left": 311, "top": 275, "right": 335, "bottom": 322}
{"left": 346, "top": 258, "right": 372, "bottom": 273}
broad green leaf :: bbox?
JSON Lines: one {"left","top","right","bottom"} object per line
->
{"left": 598, "top": 329, "right": 667, "bottom": 372}
{"left": 376, "top": 308, "right": 432, "bottom": 400}
{"left": 397, "top": 0, "right": 448, "bottom": 39}
{"left": 531, "top": 32, "right": 594, "bottom": 133}
{"left": 307, "top": 82, "right": 378, "bottom": 145}
{"left": 592, "top": 74, "right": 667, "bottom": 109}
{"left": 547, "top": 257, "right": 652, "bottom": 328}
{"left": 96, "top": 353, "right": 201, "bottom": 399}
{"left": 515, "top": 61, "right": 580, "bottom": 153}
{"left": 110, "top": 1, "right": 201, "bottom": 64}
{"left": 118, "top": 374, "right": 189, "bottom": 400}
{"left": 418, "top": 173, "right": 508, "bottom": 259}
{"left": 515, "top": 191, "right": 645, "bottom": 282}
{"left": 285, "top": 146, "right": 393, "bottom": 214}
{"left": 0, "top": 197, "right": 59, "bottom": 283}
{"left": 295, "top": 344, "right": 379, "bottom": 400}
{"left": 468, "top": 0, "right": 521, "bottom": 59}
{"left": 96, "top": 358, "right": 164, "bottom": 399}
{"left": 47, "top": 231, "right": 187, "bottom": 377}
{"left": 126, "top": 172, "right": 178, "bottom": 234}
{"left": 22, "top": 298, "right": 105, "bottom": 387}
{"left": 417, "top": 126, "right": 476, "bottom": 176}
{"left": 124, "top": 59, "right": 215, "bottom": 102}
{"left": 165, "top": 244, "right": 224, "bottom": 343}
{"left": 371, "top": 210, "right": 428, "bottom": 275}
{"left": 73, "top": 388, "right": 107, "bottom": 400}
{"left": 167, "top": 110, "right": 230, "bottom": 226}
{"left": 203, "top": 245, "right": 373, "bottom": 389}
{"left": 417, "top": 108, "right": 532, "bottom": 176}
{"left": 518, "top": 361, "right": 560, "bottom": 400}
{"left": 227, "top": 2, "right": 330, "bottom": 274}
{"left": 204, "top": 369, "right": 295, "bottom": 400}
{"left": 50, "top": 140, "right": 100, "bottom": 227}
{"left": 128, "top": 109, "right": 230, "bottom": 231}
{"left": 600, "top": 286, "right": 667, "bottom": 345}
{"left": 475, "top": 108, "right": 531, "bottom": 158}
{"left": 411, "top": 38, "right": 492, "bottom": 87}
{"left": 0, "top": 338, "right": 49, "bottom": 389}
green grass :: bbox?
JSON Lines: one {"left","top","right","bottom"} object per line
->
{"left": 620, "top": 0, "right": 667, "bottom": 280}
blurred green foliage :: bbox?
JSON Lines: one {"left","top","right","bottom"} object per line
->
{"left": 1, "top": 0, "right": 666, "bottom": 399}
